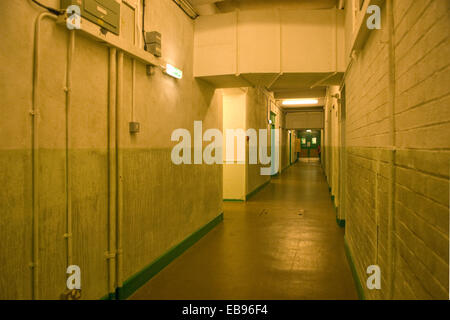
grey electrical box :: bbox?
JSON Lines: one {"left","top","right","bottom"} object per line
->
{"left": 145, "top": 31, "right": 162, "bottom": 57}
{"left": 129, "top": 122, "right": 140, "bottom": 134}
{"left": 61, "top": 0, "right": 120, "bottom": 35}
{"left": 146, "top": 43, "right": 161, "bottom": 57}
{"left": 145, "top": 31, "right": 161, "bottom": 45}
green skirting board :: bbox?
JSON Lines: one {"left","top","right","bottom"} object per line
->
{"left": 344, "top": 236, "right": 365, "bottom": 300}
{"left": 102, "top": 212, "right": 224, "bottom": 300}
{"left": 246, "top": 180, "right": 270, "bottom": 201}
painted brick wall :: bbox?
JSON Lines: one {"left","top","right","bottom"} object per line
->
{"left": 391, "top": 0, "right": 449, "bottom": 299}
{"left": 344, "top": 0, "right": 449, "bottom": 299}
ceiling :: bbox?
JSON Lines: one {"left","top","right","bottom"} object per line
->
{"left": 190, "top": 0, "right": 339, "bottom": 13}
{"left": 196, "top": 72, "right": 342, "bottom": 111}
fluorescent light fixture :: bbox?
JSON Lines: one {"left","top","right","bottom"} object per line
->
{"left": 282, "top": 99, "right": 319, "bottom": 106}
{"left": 306, "top": 130, "right": 312, "bottom": 133}
{"left": 165, "top": 63, "right": 183, "bottom": 79}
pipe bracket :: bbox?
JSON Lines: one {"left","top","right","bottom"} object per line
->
{"left": 104, "top": 251, "right": 116, "bottom": 259}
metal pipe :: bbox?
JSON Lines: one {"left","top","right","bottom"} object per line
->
{"left": 65, "top": 29, "right": 75, "bottom": 268}
{"left": 339, "top": 51, "right": 356, "bottom": 91}
{"left": 31, "top": 11, "right": 58, "bottom": 300}
{"left": 132, "top": 59, "right": 136, "bottom": 121}
{"left": 235, "top": 9, "right": 239, "bottom": 75}
{"left": 386, "top": 0, "right": 397, "bottom": 299}
{"left": 116, "top": 51, "right": 124, "bottom": 290}
{"left": 107, "top": 47, "right": 117, "bottom": 296}
{"left": 172, "top": 0, "right": 199, "bottom": 19}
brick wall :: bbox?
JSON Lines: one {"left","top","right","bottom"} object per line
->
{"left": 344, "top": 0, "right": 449, "bottom": 299}
{"left": 392, "top": 0, "right": 449, "bottom": 299}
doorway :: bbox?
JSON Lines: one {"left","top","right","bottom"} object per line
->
{"left": 298, "top": 130, "right": 321, "bottom": 159}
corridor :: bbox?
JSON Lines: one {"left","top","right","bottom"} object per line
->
{"left": 1, "top": 0, "right": 449, "bottom": 303}
{"left": 131, "top": 161, "right": 357, "bottom": 300}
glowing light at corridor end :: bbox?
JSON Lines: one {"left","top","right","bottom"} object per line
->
{"left": 165, "top": 64, "right": 183, "bottom": 79}
{"left": 282, "top": 99, "right": 319, "bottom": 106}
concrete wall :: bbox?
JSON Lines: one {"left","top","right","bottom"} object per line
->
{"left": 222, "top": 87, "right": 273, "bottom": 199}
{"left": 285, "top": 111, "right": 324, "bottom": 130}
{"left": 246, "top": 88, "right": 271, "bottom": 194}
{"left": 270, "top": 98, "right": 283, "bottom": 176}
{"left": 281, "top": 128, "right": 297, "bottom": 170}
{"left": 223, "top": 89, "right": 246, "bottom": 200}
{"left": 0, "top": 0, "right": 222, "bottom": 299}
{"left": 341, "top": 0, "right": 449, "bottom": 299}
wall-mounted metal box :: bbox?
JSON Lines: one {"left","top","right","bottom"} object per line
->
{"left": 129, "top": 122, "right": 140, "bottom": 134}
{"left": 146, "top": 43, "right": 161, "bottom": 57}
{"left": 61, "top": 0, "right": 120, "bottom": 35}
{"left": 144, "top": 31, "right": 162, "bottom": 57}
{"left": 145, "top": 31, "right": 161, "bottom": 45}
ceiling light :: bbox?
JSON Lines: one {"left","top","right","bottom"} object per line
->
{"left": 282, "top": 99, "right": 319, "bottom": 106}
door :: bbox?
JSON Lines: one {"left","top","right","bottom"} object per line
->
{"left": 300, "top": 130, "right": 321, "bottom": 158}
{"left": 270, "top": 112, "right": 276, "bottom": 175}
{"left": 289, "top": 131, "right": 292, "bottom": 165}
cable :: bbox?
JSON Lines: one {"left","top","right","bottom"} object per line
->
{"left": 31, "top": 0, "right": 64, "bottom": 16}
{"left": 142, "top": 0, "right": 147, "bottom": 50}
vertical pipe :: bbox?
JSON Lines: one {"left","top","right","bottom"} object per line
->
{"left": 333, "top": 8, "right": 338, "bottom": 72}
{"left": 279, "top": 8, "right": 282, "bottom": 73}
{"left": 132, "top": 59, "right": 136, "bottom": 122}
{"left": 339, "top": 88, "right": 346, "bottom": 222}
{"left": 386, "top": 0, "right": 397, "bottom": 300}
{"left": 65, "top": 29, "right": 75, "bottom": 268}
{"left": 31, "top": 11, "right": 57, "bottom": 300}
{"left": 107, "top": 48, "right": 117, "bottom": 297}
{"left": 235, "top": 9, "right": 239, "bottom": 75}
{"left": 116, "top": 51, "right": 124, "bottom": 291}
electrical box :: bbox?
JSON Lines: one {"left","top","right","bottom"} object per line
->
{"left": 145, "top": 31, "right": 161, "bottom": 45}
{"left": 129, "top": 122, "right": 140, "bottom": 134}
{"left": 145, "top": 31, "right": 162, "bottom": 57}
{"left": 61, "top": 0, "right": 120, "bottom": 35}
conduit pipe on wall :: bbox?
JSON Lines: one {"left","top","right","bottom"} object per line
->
{"left": 131, "top": 59, "right": 136, "bottom": 121}
{"left": 107, "top": 48, "right": 117, "bottom": 296}
{"left": 386, "top": 0, "right": 397, "bottom": 300}
{"left": 31, "top": 11, "right": 58, "bottom": 300}
{"left": 339, "top": 51, "right": 356, "bottom": 91}
{"left": 65, "top": 30, "right": 75, "bottom": 269}
{"left": 116, "top": 51, "right": 124, "bottom": 290}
